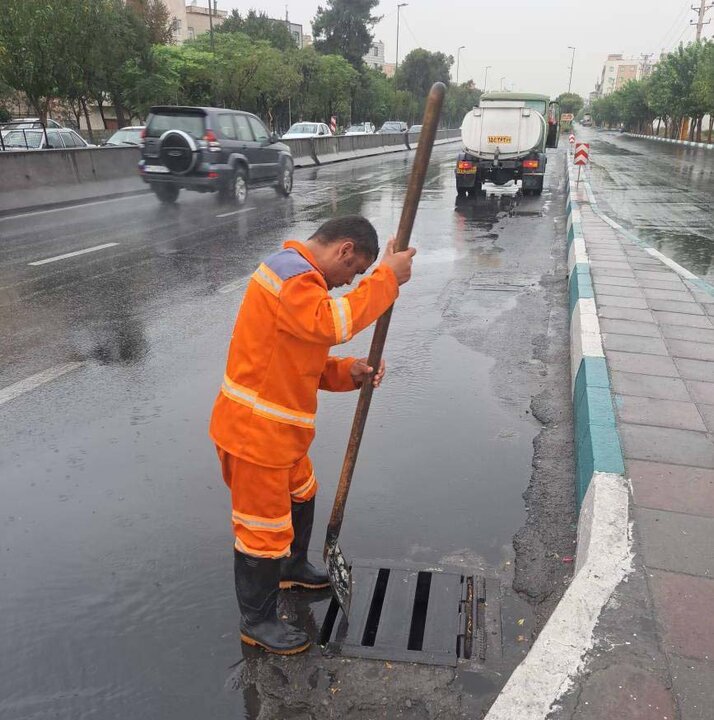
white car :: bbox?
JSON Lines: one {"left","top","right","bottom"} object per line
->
{"left": 345, "top": 122, "right": 375, "bottom": 135}
{"left": 104, "top": 126, "right": 144, "bottom": 146}
{"left": 282, "top": 122, "right": 333, "bottom": 139}
{"left": 1, "top": 127, "right": 93, "bottom": 151}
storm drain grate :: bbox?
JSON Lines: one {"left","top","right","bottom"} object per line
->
{"left": 320, "top": 560, "right": 486, "bottom": 667}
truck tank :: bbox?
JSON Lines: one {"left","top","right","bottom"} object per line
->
{"left": 460, "top": 102, "right": 546, "bottom": 161}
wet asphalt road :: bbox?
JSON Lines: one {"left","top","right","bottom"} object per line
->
{"left": 1, "top": 144, "right": 567, "bottom": 719}
{"left": 578, "top": 126, "right": 714, "bottom": 281}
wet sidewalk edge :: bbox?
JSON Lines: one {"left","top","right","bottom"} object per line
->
{"left": 622, "top": 132, "right": 714, "bottom": 151}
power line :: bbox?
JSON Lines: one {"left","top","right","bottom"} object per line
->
{"left": 654, "top": 0, "right": 692, "bottom": 51}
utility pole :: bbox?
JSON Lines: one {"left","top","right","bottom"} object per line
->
{"left": 483, "top": 65, "right": 491, "bottom": 92}
{"left": 208, "top": 0, "right": 215, "bottom": 52}
{"left": 567, "top": 46, "right": 576, "bottom": 93}
{"left": 456, "top": 46, "right": 465, "bottom": 85}
{"left": 396, "top": 3, "right": 408, "bottom": 72}
{"left": 691, "top": 0, "right": 713, "bottom": 41}
{"left": 500, "top": 76, "right": 506, "bottom": 90}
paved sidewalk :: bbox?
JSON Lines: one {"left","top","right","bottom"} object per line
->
{"left": 569, "top": 179, "right": 714, "bottom": 719}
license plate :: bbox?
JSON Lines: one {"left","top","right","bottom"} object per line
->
{"left": 488, "top": 135, "right": 512, "bottom": 144}
{"left": 456, "top": 168, "right": 477, "bottom": 174}
{"left": 144, "top": 164, "right": 169, "bottom": 173}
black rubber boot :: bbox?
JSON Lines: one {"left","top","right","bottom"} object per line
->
{"left": 280, "top": 498, "right": 330, "bottom": 590}
{"left": 234, "top": 550, "right": 310, "bottom": 655}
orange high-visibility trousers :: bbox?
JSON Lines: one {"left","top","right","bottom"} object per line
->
{"left": 216, "top": 447, "right": 318, "bottom": 559}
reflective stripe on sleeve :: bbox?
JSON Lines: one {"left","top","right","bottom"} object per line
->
{"left": 291, "top": 472, "right": 317, "bottom": 500}
{"left": 252, "top": 263, "right": 283, "bottom": 297}
{"left": 329, "top": 296, "right": 353, "bottom": 344}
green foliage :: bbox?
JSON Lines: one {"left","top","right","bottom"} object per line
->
{"left": 396, "top": 49, "right": 452, "bottom": 98}
{"left": 312, "top": 0, "right": 381, "bottom": 69}
{"left": 217, "top": 9, "right": 296, "bottom": 51}
{"left": 127, "top": 0, "right": 173, "bottom": 45}
{"left": 443, "top": 81, "right": 482, "bottom": 128}
{"left": 556, "top": 92, "right": 584, "bottom": 115}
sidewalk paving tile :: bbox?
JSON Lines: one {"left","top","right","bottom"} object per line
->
{"left": 698, "top": 404, "right": 714, "bottom": 434}
{"left": 599, "top": 306, "right": 655, "bottom": 323}
{"left": 670, "top": 655, "right": 714, "bottom": 720}
{"left": 619, "top": 423, "right": 714, "bottom": 468}
{"left": 686, "top": 380, "right": 714, "bottom": 405}
{"left": 603, "top": 334, "right": 668, "bottom": 355}
{"left": 660, "top": 324, "right": 714, "bottom": 344}
{"left": 636, "top": 276, "right": 688, "bottom": 290}
{"left": 595, "top": 285, "right": 647, "bottom": 299}
{"left": 653, "top": 311, "right": 714, "bottom": 329}
{"left": 674, "top": 358, "right": 714, "bottom": 381}
{"left": 598, "top": 295, "right": 649, "bottom": 310}
{"left": 611, "top": 371, "right": 690, "bottom": 401}
{"left": 668, "top": 340, "right": 714, "bottom": 362}
{"left": 636, "top": 508, "right": 714, "bottom": 576}
{"left": 647, "top": 299, "right": 706, "bottom": 315}
{"left": 643, "top": 288, "right": 698, "bottom": 303}
{"left": 606, "top": 351, "right": 679, "bottom": 377}
{"left": 629, "top": 460, "right": 714, "bottom": 517}
{"left": 636, "top": 270, "right": 680, "bottom": 281}
{"left": 650, "top": 570, "right": 714, "bottom": 661}
{"left": 593, "top": 261, "right": 637, "bottom": 271}
{"left": 594, "top": 276, "right": 640, "bottom": 289}
{"left": 592, "top": 267, "right": 636, "bottom": 279}
{"left": 600, "top": 319, "right": 662, "bottom": 337}
{"left": 616, "top": 395, "right": 707, "bottom": 432}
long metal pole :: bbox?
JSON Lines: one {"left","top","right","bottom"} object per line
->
{"left": 396, "top": 4, "right": 405, "bottom": 72}
{"left": 568, "top": 46, "right": 576, "bottom": 93}
{"left": 484, "top": 65, "right": 491, "bottom": 92}
{"left": 208, "top": 0, "right": 214, "bottom": 51}
{"left": 456, "top": 45, "right": 465, "bottom": 85}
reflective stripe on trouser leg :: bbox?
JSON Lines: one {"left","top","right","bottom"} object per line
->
{"left": 216, "top": 448, "right": 294, "bottom": 559}
{"left": 289, "top": 455, "right": 318, "bottom": 503}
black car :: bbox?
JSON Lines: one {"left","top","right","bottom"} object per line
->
{"left": 139, "top": 106, "right": 293, "bottom": 204}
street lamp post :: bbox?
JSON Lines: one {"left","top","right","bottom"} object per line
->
{"left": 568, "top": 46, "right": 576, "bottom": 93}
{"left": 500, "top": 76, "right": 506, "bottom": 90}
{"left": 483, "top": 65, "right": 491, "bottom": 92}
{"left": 456, "top": 45, "right": 465, "bottom": 84}
{"left": 396, "top": 3, "right": 408, "bottom": 72}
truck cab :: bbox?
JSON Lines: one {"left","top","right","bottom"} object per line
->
{"left": 455, "top": 92, "right": 560, "bottom": 198}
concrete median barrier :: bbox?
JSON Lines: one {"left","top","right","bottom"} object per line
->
{"left": 281, "top": 138, "right": 317, "bottom": 167}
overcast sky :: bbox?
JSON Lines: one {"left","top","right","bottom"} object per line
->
{"left": 217, "top": 0, "right": 709, "bottom": 97}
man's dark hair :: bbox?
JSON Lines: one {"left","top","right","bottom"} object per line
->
{"left": 309, "top": 215, "right": 379, "bottom": 259}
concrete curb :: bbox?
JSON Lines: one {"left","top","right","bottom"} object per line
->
{"left": 483, "top": 154, "right": 632, "bottom": 720}
{"left": 623, "top": 132, "right": 714, "bottom": 151}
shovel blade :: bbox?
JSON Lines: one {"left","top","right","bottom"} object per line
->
{"left": 324, "top": 537, "right": 352, "bottom": 617}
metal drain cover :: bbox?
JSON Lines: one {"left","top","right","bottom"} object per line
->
{"left": 320, "top": 560, "right": 488, "bottom": 667}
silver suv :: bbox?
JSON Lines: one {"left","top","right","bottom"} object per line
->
{"left": 139, "top": 106, "right": 294, "bottom": 204}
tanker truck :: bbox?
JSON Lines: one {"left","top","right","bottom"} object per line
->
{"left": 455, "top": 92, "right": 560, "bottom": 197}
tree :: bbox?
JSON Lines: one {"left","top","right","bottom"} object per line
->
{"left": 395, "top": 49, "right": 452, "bottom": 99}
{"left": 217, "top": 10, "right": 297, "bottom": 51}
{"left": 312, "top": 0, "right": 381, "bottom": 69}
{"left": 444, "top": 80, "right": 481, "bottom": 127}
{"left": 556, "top": 92, "right": 584, "bottom": 116}
{"left": 127, "top": 0, "right": 173, "bottom": 45}
{"left": 693, "top": 41, "right": 714, "bottom": 140}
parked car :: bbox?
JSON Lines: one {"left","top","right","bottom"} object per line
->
{"left": 345, "top": 122, "right": 375, "bottom": 135}
{"left": 0, "top": 127, "right": 92, "bottom": 151}
{"left": 377, "top": 121, "right": 408, "bottom": 134}
{"left": 138, "top": 105, "right": 293, "bottom": 204}
{"left": 105, "top": 126, "right": 144, "bottom": 146}
{"left": 1, "top": 117, "right": 62, "bottom": 132}
{"left": 408, "top": 124, "right": 423, "bottom": 134}
{"left": 282, "top": 122, "right": 332, "bottom": 139}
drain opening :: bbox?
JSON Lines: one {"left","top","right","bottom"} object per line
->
{"left": 319, "top": 596, "right": 340, "bottom": 646}
{"left": 361, "top": 568, "right": 390, "bottom": 646}
{"left": 407, "top": 571, "right": 432, "bottom": 650}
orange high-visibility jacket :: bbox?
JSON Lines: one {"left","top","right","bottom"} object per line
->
{"left": 210, "top": 240, "right": 399, "bottom": 468}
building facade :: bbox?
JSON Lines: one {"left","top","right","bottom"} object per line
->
{"left": 597, "top": 54, "right": 651, "bottom": 97}
{"left": 363, "top": 40, "right": 386, "bottom": 71}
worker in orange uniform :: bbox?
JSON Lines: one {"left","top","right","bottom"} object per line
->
{"left": 210, "top": 215, "right": 416, "bottom": 655}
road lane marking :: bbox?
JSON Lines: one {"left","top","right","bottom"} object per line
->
{"left": 218, "top": 278, "right": 249, "bottom": 294}
{"left": 216, "top": 208, "right": 255, "bottom": 218}
{"left": 28, "top": 243, "right": 119, "bottom": 266}
{"left": 0, "top": 194, "right": 150, "bottom": 223}
{"left": 0, "top": 362, "right": 86, "bottom": 406}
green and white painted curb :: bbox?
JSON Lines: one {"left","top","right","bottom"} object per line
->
{"left": 484, "top": 154, "right": 632, "bottom": 720}
{"left": 624, "top": 131, "right": 714, "bottom": 151}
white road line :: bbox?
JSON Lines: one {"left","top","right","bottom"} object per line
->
{"left": 218, "top": 278, "right": 249, "bottom": 294}
{"left": 358, "top": 187, "right": 386, "bottom": 195}
{"left": 215, "top": 208, "right": 255, "bottom": 218}
{"left": 0, "top": 362, "right": 86, "bottom": 406}
{"left": 0, "top": 194, "right": 150, "bottom": 223}
{"left": 28, "top": 243, "right": 119, "bottom": 266}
